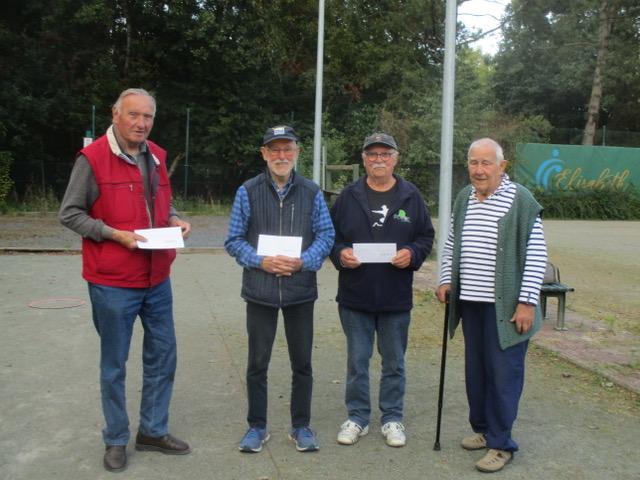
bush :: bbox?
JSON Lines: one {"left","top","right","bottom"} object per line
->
{"left": 0, "top": 151, "right": 14, "bottom": 209}
{"left": 532, "top": 186, "right": 640, "bottom": 220}
{"left": 170, "top": 196, "right": 231, "bottom": 216}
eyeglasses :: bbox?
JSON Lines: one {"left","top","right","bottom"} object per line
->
{"left": 266, "top": 147, "right": 297, "bottom": 157}
{"left": 364, "top": 151, "right": 396, "bottom": 161}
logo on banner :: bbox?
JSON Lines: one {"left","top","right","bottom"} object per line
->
{"left": 535, "top": 149, "right": 564, "bottom": 187}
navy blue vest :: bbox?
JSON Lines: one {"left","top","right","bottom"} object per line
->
{"left": 241, "top": 170, "right": 320, "bottom": 307}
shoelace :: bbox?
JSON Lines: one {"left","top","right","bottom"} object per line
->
{"left": 294, "top": 427, "right": 314, "bottom": 438}
{"left": 485, "top": 450, "right": 508, "bottom": 463}
{"left": 246, "top": 428, "right": 264, "bottom": 440}
{"left": 343, "top": 422, "right": 362, "bottom": 433}
{"left": 384, "top": 423, "right": 404, "bottom": 433}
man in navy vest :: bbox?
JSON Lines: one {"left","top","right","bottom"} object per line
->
{"left": 225, "top": 125, "right": 335, "bottom": 453}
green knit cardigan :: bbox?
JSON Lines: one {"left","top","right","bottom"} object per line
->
{"left": 446, "top": 184, "right": 543, "bottom": 350}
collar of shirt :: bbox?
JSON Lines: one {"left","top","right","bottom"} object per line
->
{"left": 107, "top": 124, "right": 148, "bottom": 162}
{"left": 469, "top": 173, "right": 512, "bottom": 201}
{"left": 269, "top": 170, "right": 295, "bottom": 199}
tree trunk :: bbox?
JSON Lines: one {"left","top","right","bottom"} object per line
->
{"left": 583, "top": 1, "right": 613, "bottom": 146}
{"left": 168, "top": 153, "right": 184, "bottom": 178}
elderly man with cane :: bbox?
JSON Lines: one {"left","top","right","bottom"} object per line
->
{"left": 436, "top": 138, "right": 547, "bottom": 473}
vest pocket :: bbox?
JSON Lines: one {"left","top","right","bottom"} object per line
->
{"left": 105, "top": 183, "right": 143, "bottom": 224}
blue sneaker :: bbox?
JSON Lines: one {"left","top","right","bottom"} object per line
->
{"left": 289, "top": 427, "right": 319, "bottom": 452}
{"left": 239, "top": 427, "right": 270, "bottom": 453}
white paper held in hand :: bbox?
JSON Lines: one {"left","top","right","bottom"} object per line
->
{"left": 256, "top": 234, "right": 302, "bottom": 258}
{"left": 353, "top": 243, "right": 396, "bottom": 263}
{"left": 134, "top": 227, "right": 185, "bottom": 249}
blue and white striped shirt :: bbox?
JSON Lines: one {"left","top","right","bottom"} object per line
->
{"left": 439, "top": 175, "right": 547, "bottom": 304}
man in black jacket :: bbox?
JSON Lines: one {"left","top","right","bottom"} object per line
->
{"left": 329, "top": 133, "right": 434, "bottom": 448}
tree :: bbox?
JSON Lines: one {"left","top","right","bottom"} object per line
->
{"left": 582, "top": 1, "right": 613, "bottom": 145}
{"left": 494, "top": 0, "right": 640, "bottom": 145}
{"left": 0, "top": 0, "right": 557, "bottom": 203}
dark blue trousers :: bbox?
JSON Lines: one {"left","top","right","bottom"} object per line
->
{"left": 460, "top": 301, "right": 528, "bottom": 452}
{"left": 245, "top": 300, "right": 314, "bottom": 430}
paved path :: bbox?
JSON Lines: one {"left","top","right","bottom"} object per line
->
{"left": 1, "top": 252, "right": 639, "bottom": 480}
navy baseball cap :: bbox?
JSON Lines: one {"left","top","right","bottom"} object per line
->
{"left": 262, "top": 125, "right": 299, "bottom": 145}
{"left": 362, "top": 133, "right": 398, "bottom": 151}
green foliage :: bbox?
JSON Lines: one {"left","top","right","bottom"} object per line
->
{"left": 0, "top": 151, "right": 14, "bottom": 209}
{"left": 3, "top": 0, "right": 637, "bottom": 206}
{"left": 533, "top": 185, "right": 640, "bottom": 220}
{"left": 2, "top": 185, "right": 61, "bottom": 213}
{"left": 0, "top": 123, "right": 15, "bottom": 209}
{"left": 495, "top": 0, "right": 640, "bottom": 134}
{"left": 171, "top": 196, "right": 232, "bottom": 216}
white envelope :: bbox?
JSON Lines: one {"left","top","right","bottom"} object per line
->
{"left": 257, "top": 234, "right": 303, "bottom": 258}
{"left": 353, "top": 243, "right": 396, "bottom": 263}
{"left": 134, "top": 227, "right": 185, "bottom": 249}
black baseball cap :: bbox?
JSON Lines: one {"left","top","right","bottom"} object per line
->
{"left": 362, "top": 133, "right": 398, "bottom": 151}
{"left": 262, "top": 125, "right": 299, "bottom": 145}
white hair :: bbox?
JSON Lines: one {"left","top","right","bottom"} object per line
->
{"left": 468, "top": 138, "right": 504, "bottom": 162}
{"left": 113, "top": 88, "right": 156, "bottom": 116}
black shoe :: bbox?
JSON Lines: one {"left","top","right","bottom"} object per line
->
{"left": 103, "top": 445, "right": 127, "bottom": 472}
{"left": 135, "top": 432, "right": 191, "bottom": 455}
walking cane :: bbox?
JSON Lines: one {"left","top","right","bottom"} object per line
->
{"left": 433, "top": 291, "right": 450, "bottom": 451}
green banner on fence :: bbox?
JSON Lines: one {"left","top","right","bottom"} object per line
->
{"left": 515, "top": 143, "right": 640, "bottom": 191}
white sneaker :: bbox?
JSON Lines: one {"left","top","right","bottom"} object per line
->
{"left": 381, "top": 421, "right": 406, "bottom": 447}
{"left": 337, "top": 420, "right": 369, "bottom": 445}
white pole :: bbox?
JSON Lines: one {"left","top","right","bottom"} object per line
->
{"left": 312, "top": 0, "right": 325, "bottom": 186}
{"left": 437, "top": 0, "right": 457, "bottom": 278}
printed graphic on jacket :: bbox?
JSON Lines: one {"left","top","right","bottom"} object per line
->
{"left": 372, "top": 205, "right": 389, "bottom": 227}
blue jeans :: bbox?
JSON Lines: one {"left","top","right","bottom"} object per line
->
{"left": 338, "top": 305, "right": 411, "bottom": 427}
{"left": 246, "top": 301, "right": 314, "bottom": 429}
{"left": 460, "top": 301, "right": 528, "bottom": 452}
{"left": 88, "top": 278, "right": 177, "bottom": 446}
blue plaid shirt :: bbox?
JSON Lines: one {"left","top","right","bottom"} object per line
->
{"left": 225, "top": 176, "right": 334, "bottom": 272}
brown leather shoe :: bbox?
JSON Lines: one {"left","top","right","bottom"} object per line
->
{"left": 103, "top": 445, "right": 127, "bottom": 472}
{"left": 135, "top": 432, "right": 191, "bottom": 455}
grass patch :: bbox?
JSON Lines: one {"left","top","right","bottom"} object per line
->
{"left": 172, "top": 196, "right": 232, "bottom": 216}
{"left": 1, "top": 192, "right": 233, "bottom": 217}
{"left": 409, "top": 294, "right": 640, "bottom": 414}
{"left": 529, "top": 344, "right": 640, "bottom": 413}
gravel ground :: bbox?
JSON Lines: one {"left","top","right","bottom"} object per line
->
{"left": 1, "top": 213, "right": 638, "bottom": 394}
{"left": 0, "top": 213, "right": 228, "bottom": 250}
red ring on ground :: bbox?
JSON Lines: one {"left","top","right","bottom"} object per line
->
{"left": 28, "top": 299, "right": 86, "bottom": 309}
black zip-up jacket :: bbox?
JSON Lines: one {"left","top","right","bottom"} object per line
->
{"left": 329, "top": 174, "right": 435, "bottom": 312}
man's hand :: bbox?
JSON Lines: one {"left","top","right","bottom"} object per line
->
{"left": 511, "top": 303, "right": 535, "bottom": 334}
{"left": 169, "top": 218, "right": 191, "bottom": 239}
{"left": 112, "top": 229, "right": 146, "bottom": 250}
{"left": 262, "top": 255, "right": 303, "bottom": 277}
{"left": 339, "top": 248, "right": 361, "bottom": 269}
{"left": 391, "top": 248, "right": 412, "bottom": 269}
{"left": 435, "top": 283, "right": 451, "bottom": 303}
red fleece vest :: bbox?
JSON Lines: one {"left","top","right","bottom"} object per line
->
{"left": 80, "top": 135, "right": 176, "bottom": 288}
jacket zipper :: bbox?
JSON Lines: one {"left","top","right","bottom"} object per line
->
{"left": 278, "top": 198, "right": 284, "bottom": 305}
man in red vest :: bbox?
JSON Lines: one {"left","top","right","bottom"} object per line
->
{"left": 60, "top": 88, "right": 191, "bottom": 473}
